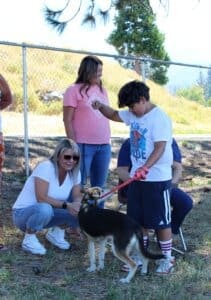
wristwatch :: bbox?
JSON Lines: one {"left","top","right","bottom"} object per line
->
{"left": 62, "top": 202, "right": 67, "bottom": 209}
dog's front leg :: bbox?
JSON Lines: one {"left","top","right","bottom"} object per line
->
{"left": 140, "top": 256, "right": 149, "bottom": 275}
{"left": 97, "top": 239, "right": 107, "bottom": 270}
{"left": 87, "top": 240, "right": 96, "bottom": 272}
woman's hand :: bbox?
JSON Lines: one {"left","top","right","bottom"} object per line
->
{"left": 67, "top": 202, "right": 81, "bottom": 216}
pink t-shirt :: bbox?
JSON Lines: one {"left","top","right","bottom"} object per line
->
{"left": 63, "top": 83, "right": 110, "bottom": 144}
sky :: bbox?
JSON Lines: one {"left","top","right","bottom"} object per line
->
{"left": 0, "top": 0, "right": 211, "bottom": 89}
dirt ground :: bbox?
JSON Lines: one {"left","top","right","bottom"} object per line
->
{"left": 0, "top": 137, "right": 211, "bottom": 299}
{"left": 2, "top": 136, "right": 211, "bottom": 200}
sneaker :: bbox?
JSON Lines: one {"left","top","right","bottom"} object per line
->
{"left": 46, "top": 227, "right": 70, "bottom": 250}
{"left": 156, "top": 258, "right": 174, "bottom": 275}
{"left": 156, "top": 255, "right": 175, "bottom": 265}
{"left": 22, "top": 234, "right": 46, "bottom": 255}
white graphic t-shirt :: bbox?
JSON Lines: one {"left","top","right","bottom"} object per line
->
{"left": 13, "top": 160, "right": 81, "bottom": 209}
{"left": 119, "top": 107, "right": 173, "bottom": 181}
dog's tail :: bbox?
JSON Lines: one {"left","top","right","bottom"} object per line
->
{"left": 136, "top": 230, "right": 165, "bottom": 260}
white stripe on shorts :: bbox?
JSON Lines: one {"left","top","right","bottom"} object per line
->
{"left": 164, "top": 189, "right": 171, "bottom": 224}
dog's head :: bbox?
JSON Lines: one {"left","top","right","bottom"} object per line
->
{"left": 81, "top": 186, "right": 102, "bottom": 208}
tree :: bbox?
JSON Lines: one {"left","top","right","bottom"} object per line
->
{"left": 205, "top": 68, "right": 211, "bottom": 100}
{"left": 107, "top": 0, "right": 169, "bottom": 85}
{"left": 176, "top": 85, "right": 205, "bottom": 104}
{"left": 44, "top": 0, "right": 113, "bottom": 33}
{"left": 197, "top": 71, "right": 206, "bottom": 90}
{"left": 44, "top": 0, "right": 170, "bottom": 33}
{"left": 197, "top": 68, "right": 211, "bottom": 101}
{"left": 149, "top": 55, "right": 170, "bottom": 85}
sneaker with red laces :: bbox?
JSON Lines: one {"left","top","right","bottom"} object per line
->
{"left": 156, "top": 258, "right": 174, "bottom": 275}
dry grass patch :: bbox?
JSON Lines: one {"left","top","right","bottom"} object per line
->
{"left": 0, "top": 137, "right": 210, "bottom": 299}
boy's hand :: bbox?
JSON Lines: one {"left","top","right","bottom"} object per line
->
{"left": 92, "top": 100, "right": 102, "bottom": 110}
{"left": 134, "top": 166, "right": 149, "bottom": 180}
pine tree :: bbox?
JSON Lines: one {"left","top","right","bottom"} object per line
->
{"left": 107, "top": 0, "right": 170, "bottom": 85}
{"left": 205, "top": 68, "right": 211, "bottom": 100}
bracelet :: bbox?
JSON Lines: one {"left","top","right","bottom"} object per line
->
{"left": 62, "top": 202, "right": 67, "bottom": 209}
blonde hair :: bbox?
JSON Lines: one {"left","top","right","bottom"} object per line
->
{"left": 50, "top": 138, "right": 81, "bottom": 181}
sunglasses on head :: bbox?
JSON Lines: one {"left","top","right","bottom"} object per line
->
{"left": 63, "top": 154, "right": 79, "bottom": 161}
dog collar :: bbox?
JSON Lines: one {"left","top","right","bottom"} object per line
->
{"left": 87, "top": 199, "right": 96, "bottom": 205}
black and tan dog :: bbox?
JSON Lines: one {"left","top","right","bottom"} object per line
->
{"left": 78, "top": 187, "right": 164, "bottom": 283}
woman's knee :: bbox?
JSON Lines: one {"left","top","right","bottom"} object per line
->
{"left": 37, "top": 203, "right": 54, "bottom": 218}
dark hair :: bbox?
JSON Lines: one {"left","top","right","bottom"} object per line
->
{"left": 118, "top": 80, "right": 150, "bottom": 108}
{"left": 75, "top": 55, "right": 103, "bottom": 95}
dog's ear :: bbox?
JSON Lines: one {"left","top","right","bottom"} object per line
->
{"left": 90, "top": 186, "right": 102, "bottom": 199}
{"left": 91, "top": 186, "right": 102, "bottom": 194}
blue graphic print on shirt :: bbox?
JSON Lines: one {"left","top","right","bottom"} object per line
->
{"left": 130, "top": 122, "right": 148, "bottom": 161}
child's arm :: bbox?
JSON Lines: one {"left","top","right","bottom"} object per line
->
{"left": 116, "top": 166, "right": 130, "bottom": 182}
{"left": 171, "top": 160, "right": 182, "bottom": 187}
{"left": 137, "top": 141, "right": 166, "bottom": 171}
{"left": 92, "top": 100, "right": 122, "bottom": 122}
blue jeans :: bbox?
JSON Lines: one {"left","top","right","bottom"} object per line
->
{"left": 78, "top": 143, "right": 111, "bottom": 187}
{"left": 171, "top": 188, "right": 193, "bottom": 234}
{"left": 12, "top": 203, "right": 78, "bottom": 233}
{"left": 78, "top": 143, "right": 111, "bottom": 208}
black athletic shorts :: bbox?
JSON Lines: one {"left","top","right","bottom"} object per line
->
{"left": 127, "top": 180, "right": 171, "bottom": 230}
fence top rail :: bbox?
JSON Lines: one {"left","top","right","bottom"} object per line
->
{"left": 0, "top": 40, "right": 211, "bottom": 70}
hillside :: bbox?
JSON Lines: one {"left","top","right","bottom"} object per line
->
{"left": 1, "top": 43, "right": 211, "bottom": 135}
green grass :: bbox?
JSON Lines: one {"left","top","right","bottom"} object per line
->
{"left": 1, "top": 44, "right": 211, "bottom": 299}
{"left": 1, "top": 137, "right": 211, "bottom": 299}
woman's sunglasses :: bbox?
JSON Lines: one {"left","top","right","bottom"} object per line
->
{"left": 63, "top": 155, "right": 79, "bottom": 161}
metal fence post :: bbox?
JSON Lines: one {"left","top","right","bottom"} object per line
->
{"left": 22, "top": 44, "right": 29, "bottom": 177}
{"left": 1, "top": 40, "right": 211, "bottom": 178}
{"left": 141, "top": 58, "right": 146, "bottom": 83}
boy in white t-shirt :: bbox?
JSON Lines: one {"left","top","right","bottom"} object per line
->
{"left": 92, "top": 80, "right": 174, "bottom": 275}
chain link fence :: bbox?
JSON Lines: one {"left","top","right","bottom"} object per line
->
{"left": 0, "top": 41, "right": 211, "bottom": 175}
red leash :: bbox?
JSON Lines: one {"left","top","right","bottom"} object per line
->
{"left": 100, "top": 177, "right": 136, "bottom": 200}
{"left": 99, "top": 166, "right": 149, "bottom": 200}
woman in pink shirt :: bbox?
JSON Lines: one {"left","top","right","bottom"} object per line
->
{"left": 63, "top": 56, "right": 111, "bottom": 206}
